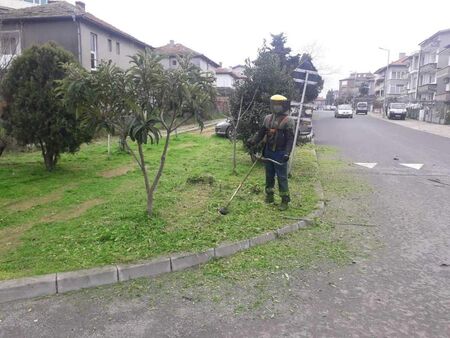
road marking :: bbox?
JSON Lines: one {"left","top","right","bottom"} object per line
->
{"left": 354, "top": 163, "right": 377, "bottom": 169}
{"left": 399, "top": 163, "right": 424, "bottom": 170}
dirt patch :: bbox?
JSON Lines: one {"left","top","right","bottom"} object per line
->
{"left": 0, "top": 198, "right": 104, "bottom": 256}
{"left": 186, "top": 126, "right": 216, "bottom": 137}
{"left": 0, "top": 222, "right": 34, "bottom": 256}
{"left": 42, "top": 198, "right": 104, "bottom": 223}
{"left": 100, "top": 164, "right": 135, "bottom": 178}
{"left": 6, "top": 184, "right": 77, "bottom": 212}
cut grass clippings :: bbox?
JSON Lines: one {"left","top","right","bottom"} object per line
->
{"left": 0, "top": 131, "right": 319, "bottom": 280}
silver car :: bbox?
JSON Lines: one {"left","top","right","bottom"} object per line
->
{"left": 215, "top": 119, "right": 234, "bottom": 138}
{"left": 335, "top": 104, "right": 354, "bottom": 118}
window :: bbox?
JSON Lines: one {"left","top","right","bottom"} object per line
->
{"left": 172, "top": 60, "right": 177, "bottom": 66}
{"left": 116, "top": 42, "right": 120, "bottom": 55}
{"left": 0, "top": 31, "right": 20, "bottom": 56}
{"left": 90, "top": 33, "right": 98, "bottom": 70}
{"left": 108, "top": 39, "right": 112, "bottom": 52}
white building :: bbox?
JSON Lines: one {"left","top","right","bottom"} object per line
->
{"left": 215, "top": 67, "right": 242, "bottom": 89}
{"left": 155, "top": 40, "right": 219, "bottom": 74}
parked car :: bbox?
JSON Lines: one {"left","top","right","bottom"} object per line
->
{"left": 335, "top": 104, "right": 354, "bottom": 118}
{"left": 356, "top": 102, "right": 368, "bottom": 115}
{"left": 387, "top": 103, "right": 407, "bottom": 120}
{"left": 215, "top": 119, "right": 234, "bottom": 138}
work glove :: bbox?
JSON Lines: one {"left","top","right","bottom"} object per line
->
{"left": 282, "top": 154, "right": 290, "bottom": 163}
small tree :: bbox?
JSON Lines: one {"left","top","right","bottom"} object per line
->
{"left": 0, "top": 34, "right": 20, "bottom": 156}
{"left": 230, "top": 34, "right": 322, "bottom": 154}
{"left": 325, "top": 89, "right": 335, "bottom": 105}
{"left": 127, "top": 52, "right": 216, "bottom": 216}
{"left": 59, "top": 61, "right": 132, "bottom": 154}
{"left": 359, "top": 82, "right": 369, "bottom": 97}
{"left": 2, "top": 43, "right": 91, "bottom": 170}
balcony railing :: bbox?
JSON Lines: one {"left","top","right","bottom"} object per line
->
{"left": 420, "top": 62, "right": 437, "bottom": 73}
{"left": 437, "top": 66, "right": 450, "bottom": 79}
{"left": 435, "top": 92, "right": 450, "bottom": 102}
{"left": 417, "top": 83, "right": 437, "bottom": 94}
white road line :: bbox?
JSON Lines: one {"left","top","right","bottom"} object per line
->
{"left": 399, "top": 163, "right": 424, "bottom": 170}
{"left": 354, "top": 163, "right": 377, "bottom": 169}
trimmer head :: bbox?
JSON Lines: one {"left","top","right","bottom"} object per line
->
{"left": 218, "top": 206, "right": 229, "bottom": 215}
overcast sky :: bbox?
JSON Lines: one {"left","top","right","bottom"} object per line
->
{"left": 83, "top": 0, "right": 450, "bottom": 96}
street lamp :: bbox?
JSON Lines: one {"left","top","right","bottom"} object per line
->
{"left": 379, "top": 47, "right": 390, "bottom": 117}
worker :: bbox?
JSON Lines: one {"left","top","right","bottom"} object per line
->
{"left": 250, "top": 94, "right": 295, "bottom": 211}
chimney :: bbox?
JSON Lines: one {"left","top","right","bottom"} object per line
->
{"left": 75, "top": 1, "right": 86, "bottom": 11}
{"left": 169, "top": 40, "right": 175, "bottom": 46}
{"left": 219, "top": 62, "right": 222, "bottom": 67}
{"left": 399, "top": 52, "right": 406, "bottom": 59}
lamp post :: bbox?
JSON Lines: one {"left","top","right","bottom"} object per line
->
{"left": 379, "top": 47, "right": 390, "bottom": 117}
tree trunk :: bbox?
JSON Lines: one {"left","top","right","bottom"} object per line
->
{"left": 118, "top": 130, "right": 128, "bottom": 153}
{"left": 107, "top": 134, "right": 111, "bottom": 156}
{"left": 137, "top": 142, "right": 152, "bottom": 216}
{"left": 42, "top": 149, "right": 58, "bottom": 172}
{"left": 147, "top": 132, "right": 172, "bottom": 216}
{"left": 232, "top": 130, "right": 237, "bottom": 174}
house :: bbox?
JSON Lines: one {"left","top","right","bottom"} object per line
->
{"left": 0, "top": 1, "right": 152, "bottom": 70}
{"left": 417, "top": 29, "right": 450, "bottom": 102}
{"left": 435, "top": 45, "right": 450, "bottom": 124}
{"left": 406, "top": 51, "right": 420, "bottom": 101}
{"left": 374, "top": 54, "right": 409, "bottom": 104}
{"left": 155, "top": 40, "right": 219, "bottom": 73}
{"left": 231, "top": 64, "right": 245, "bottom": 78}
{"left": 0, "top": 0, "right": 46, "bottom": 12}
{"left": 215, "top": 67, "right": 240, "bottom": 89}
{"left": 338, "top": 72, "right": 375, "bottom": 103}
{"left": 436, "top": 45, "right": 450, "bottom": 103}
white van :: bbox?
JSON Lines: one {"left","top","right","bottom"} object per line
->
{"left": 356, "top": 102, "right": 368, "bottom": 115}
{"left": 387, "top": 103, "right": 407, "bottom": 120}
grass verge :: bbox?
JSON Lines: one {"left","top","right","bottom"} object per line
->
{"left": 0, "top": 130, "right": 318, "bottom": 280}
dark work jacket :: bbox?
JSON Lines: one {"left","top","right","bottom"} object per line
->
{"left": 254, "top": 113, "right": 295, "bottom": 155}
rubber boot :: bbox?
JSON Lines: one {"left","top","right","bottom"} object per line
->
{"left": 265, "top": 193, "right": 274, "bottom": 204}
{"left": 279, "top": 196, "right": 289, "bottom": 211}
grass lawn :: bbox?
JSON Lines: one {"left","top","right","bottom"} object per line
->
{"left": 0, "top": 129, "right": 319, "bottom": 280}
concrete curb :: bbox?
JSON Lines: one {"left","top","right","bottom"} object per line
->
{"left": 57, "top": 266, "right": 118, "bottom": 294}
{"left": 0, "top": 144, "right": 325, "bottom": 304}
{"left": 215, "top": 239, "right": 250, "bottom": 258}
{"left": 0, "top": 274, "right": 57, "bottom": 303}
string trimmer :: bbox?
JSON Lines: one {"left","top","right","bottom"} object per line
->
{"left": 218, "top": 156, "right": 283, "bottom": 215}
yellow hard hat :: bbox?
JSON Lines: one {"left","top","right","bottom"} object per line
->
{"left": 270, "top": 94, "right": 288, "bottom": 102}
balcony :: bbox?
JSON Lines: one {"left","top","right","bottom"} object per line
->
{"left": 417, "top": 83, "right": 437, "bottom": 94}
{"left": 437, "top": 66, "right": 450, "bottom": 78}
{"left": 420, "top": 62, "right": 437, "bottom": 73}
{"left": 435, "top": 92, "right": 450, "bottom": 102}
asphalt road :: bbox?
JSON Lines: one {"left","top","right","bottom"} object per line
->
{"left": 0, "top": 111, "right": 449, "bottom": 337}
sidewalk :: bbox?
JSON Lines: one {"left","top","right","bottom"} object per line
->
{"left": 162, "top": 118, "right": 225, "bottom": 136}
{"left": 369, "top": 112, "right": 450, "bottom": 139}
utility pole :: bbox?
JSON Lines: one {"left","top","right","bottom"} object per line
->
{"left": 379, "top": 47, "right": 390, "bottom": 117}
